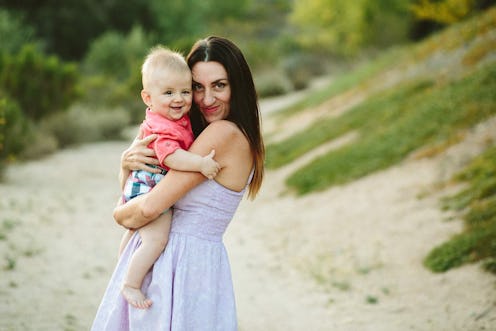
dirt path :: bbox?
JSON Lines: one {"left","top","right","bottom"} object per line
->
{"left": 1, "top": 84, "right": 496, "bottom": 330}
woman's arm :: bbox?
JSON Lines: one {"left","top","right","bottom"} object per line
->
{"left": 113, "top": 120, "right": 241, "bottom": 229}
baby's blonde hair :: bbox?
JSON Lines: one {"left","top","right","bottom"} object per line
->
{"left": 141, "top": 46, "right": 190, "bottom": 90}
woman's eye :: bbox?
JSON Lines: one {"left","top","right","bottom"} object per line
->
{"left": 213, "top": 82, "right": 227, "bottom": 91}
{"left": 192, "top": 83, "right": 203, "bottom": 92}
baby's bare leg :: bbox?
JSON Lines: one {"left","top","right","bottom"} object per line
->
{"left": 121, "top": 211, "right": 171, "bottom": 309}
{"left": 118, "top": 229, "right": 135, "bottom": 257}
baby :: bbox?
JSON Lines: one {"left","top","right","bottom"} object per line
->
{"left": 119, "top": 46, "right": 220, "bottom": 309}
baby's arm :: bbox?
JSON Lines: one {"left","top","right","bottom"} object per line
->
{"left": 164, "top": 149, "right": 220, "bottom": 180}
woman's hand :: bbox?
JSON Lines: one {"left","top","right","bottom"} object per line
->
{"left": 121, "top": 134, "right": 161, "bottom": 173}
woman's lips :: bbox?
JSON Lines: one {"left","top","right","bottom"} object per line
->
{"left": 202, "top": 105, "right": 218, "bottom": 114}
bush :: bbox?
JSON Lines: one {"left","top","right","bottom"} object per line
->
{"left": 281, "top": 53, "right": 328, "bottom": 90}
{"left": 81, "top": 26, "right": 150, "bottom": 123}
{"left": 83, "top": 32, "right": 130, "bottom": 79}
{"left": 254, "top": 69, "right": 293, "bottom": 98}
{"left": 41, "top": 105, "right": 130, "bottom": 148}
{"left": 19, "top": 129, "right": 58, "bottom": 161}
{"left": 0, "top": 9, "right": 40, "bottom": 55}
{"left": 0, "top": 96, "right": 31, "bottom": 158}
{"left": 0, "top": 44, "right": 80, "bottom": 121}
{"left": 82, "top": 26, "right": 149, "bottom": 79}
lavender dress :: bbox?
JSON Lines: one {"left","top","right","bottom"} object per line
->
{"left": 91, "top": 177, "right": 249, "bottom": 330}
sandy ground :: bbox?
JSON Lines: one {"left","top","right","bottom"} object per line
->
{"left": 1, "top": 83, "right": 496, "bottom": 330}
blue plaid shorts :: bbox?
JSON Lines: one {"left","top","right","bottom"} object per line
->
{"left": 122, "top": 169, "right": 166, "bottom": 202}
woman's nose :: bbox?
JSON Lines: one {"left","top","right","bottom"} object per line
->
{"left": 203, "top": 89, "right": 215, "bottom": 106}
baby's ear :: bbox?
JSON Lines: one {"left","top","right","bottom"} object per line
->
{"left": 141, "top": 90, "right": 152, "bottom": 106}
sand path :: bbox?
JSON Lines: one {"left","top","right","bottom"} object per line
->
{"left": 1, "top": 82, "right": 495, "bottom": 330}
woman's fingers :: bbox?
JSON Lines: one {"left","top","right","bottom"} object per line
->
{"left": 139, "top": 134, "right": 158, "bottom": 147}
{"left": 143, "top": 164, "right": 162, "bottom": 174}
{"left": 122, "top": 134, "right": 160, "bottom": 172}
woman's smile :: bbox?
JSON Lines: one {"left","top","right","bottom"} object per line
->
{"left": 202, "top": 105, "right": 219, "bottom": 114}
{"left": 192, "top": 61, "right": 231, "bottom": 123}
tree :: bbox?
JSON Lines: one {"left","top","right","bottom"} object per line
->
{"left": 148, "top": 0, "right": 249, "bottom": 49}
{"left": 0, "top": 0, "right": 153, "bottom": 59}
{"left": 290, "top": 0, "right": 413, "bottom": 56}
{"left": 409, "top": 0, "right": 489, "bottom": 24}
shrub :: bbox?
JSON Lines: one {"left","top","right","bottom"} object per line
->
{"left": 19, "top": 129, "right": 58, "bottom": 161}
{"left": 254, "top": 69, "right": 293, "bottom": 98}
{"left": 0, "top": 44, "right": 80, "bottom": 121}
{"left": 41, "top": 105, "right": 130, "bottom": 148}
{"left": 81, "top": 26, "right": 150, "bottom": 123}
{"left": 82, "top": 26, "right": 149, "bottom": 79}
{"left": 281, "top": 53, "right": 328, "bottom": 90}
{"left": 0, "top": 9, "right": 39, "bottom": 55}
{"left": 0, "top": 96, "right": 30, "bottom": 158}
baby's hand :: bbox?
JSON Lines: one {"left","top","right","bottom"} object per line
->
{"left": 200, "top": 150, "right": 220, "bottom": 180}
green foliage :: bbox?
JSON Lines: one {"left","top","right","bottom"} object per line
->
{"left": 0, "top": 96, "right": 31, "bottom": 161}
{"left": 0, "top": 0, "right": 153, "bottom": 60}
{"left": 0, "top": 9, "right": 39, "bottom": 55}
{"left": 290, "top": 0, "right": 413, "bottom": 56}
{"left": 409, "top": 0, "right": 483, "bottom": 24}
{"left": 425, "top": 146, "right": 496, "bottom": 274}
{"left": 82, "top": 26, "right": 150, "bottom": 80}
{"left": 0, "top": 45, "right": 80, "bottom": 121}
{"left": 410, "top": 5, "right": 496, "bottom": 61}
{"left": 81, "top": 26, "right": 151, "bottom": 124}
{"left": 149, "top": 0, "right": 248, "bottom": 46}
{"left": 424, "top": 227, "right": 493, "bottom": 272}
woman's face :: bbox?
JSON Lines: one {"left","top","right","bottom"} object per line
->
{"left": 191, "top": 61, "right": 231, "bottom": 123}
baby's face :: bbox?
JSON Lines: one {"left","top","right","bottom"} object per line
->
{"left": 146, "top": 69, "right": 193, "bottom": 121}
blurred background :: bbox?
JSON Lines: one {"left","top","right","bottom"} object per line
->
{"left": 0, "top": 0, "right": 493, "bottom": 171}
{"left": 0, "top": 0, "right": 496, "bottom": 331}
{"left": 1, "top": 1, "right": 496, "bottom": 330}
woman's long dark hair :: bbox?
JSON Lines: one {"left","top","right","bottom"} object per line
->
{"left": 186, "top": 36, "right": 264, "bottom": 199}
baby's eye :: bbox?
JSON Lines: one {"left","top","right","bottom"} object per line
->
{"left": 164, "top": 90, "right": 173, "bottom": 96}
{"left": 182, "top": 90, "right": 191, "bottom": 95}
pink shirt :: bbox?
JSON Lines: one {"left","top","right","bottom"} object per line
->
{"left": 140, "top": 108, "right": 194, "bottom": 169}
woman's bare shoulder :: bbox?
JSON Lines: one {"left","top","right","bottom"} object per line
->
{"left": 201, "top": 120, "right": 246, "bottom": 144}
{"left": 204, "top": 120, "right": 240, "bottom": 135}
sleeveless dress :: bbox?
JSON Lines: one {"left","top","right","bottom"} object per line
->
{"left": 91, "top": 177, "right": 249, "bottom": 331}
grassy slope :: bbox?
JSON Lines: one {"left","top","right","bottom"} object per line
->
{"left": 265, "top": 7, "right": 496, "bottom": 274}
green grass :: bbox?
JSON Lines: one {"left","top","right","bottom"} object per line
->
{"left": 267, "top": 61, "right": 496, "bottom": 194}
{"left": 273, "top": 47, "right": 407, "bottom": 118}
{"left": 264, "top": 7, "right": 496, "bottom": 279}
{"left": 424, "top": 146, "right": 496, "bottom": 274}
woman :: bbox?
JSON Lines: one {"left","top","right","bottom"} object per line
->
{"left": 91, "top": 36, "right": 264, "bottom": 330}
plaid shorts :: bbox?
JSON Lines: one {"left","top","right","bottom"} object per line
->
{"left": 122, "top": 169, "right": 166, "bottom": 202}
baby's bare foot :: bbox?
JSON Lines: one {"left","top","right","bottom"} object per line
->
{"left": 122, "top": 284, "right": 153, "bottom": 309}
